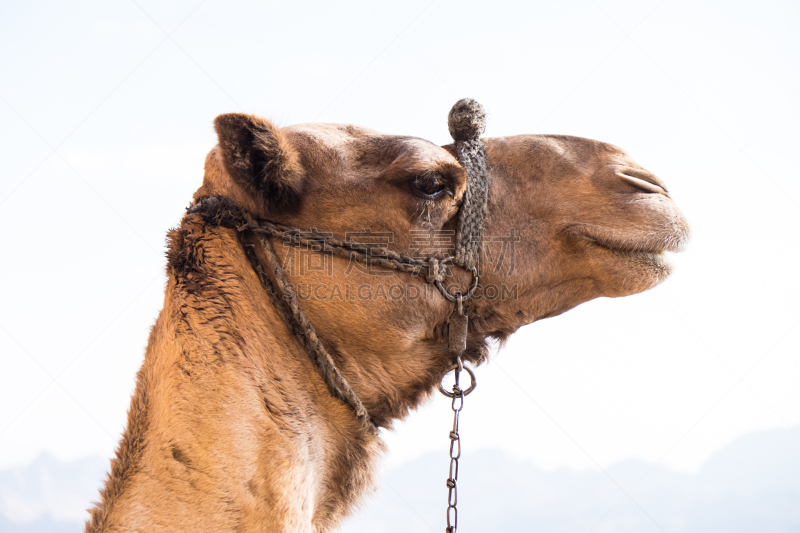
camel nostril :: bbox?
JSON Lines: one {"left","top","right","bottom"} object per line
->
{"left": 615, "top": 167, "right": 668, "bottom": 195}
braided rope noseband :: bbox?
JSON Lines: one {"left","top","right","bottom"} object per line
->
{"left": 449, "top": 99, "right": 490, "bottom": 271}
{"left": 186, "top": 99, "right": 490, "bottom": 432}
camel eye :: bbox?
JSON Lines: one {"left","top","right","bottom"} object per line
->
{"left": 411, "top": 174, "right": 451, "bottom": 199}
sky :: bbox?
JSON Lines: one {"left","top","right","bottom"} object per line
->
{"left": 0, "top": 0, "right": 799, "bottom": 482}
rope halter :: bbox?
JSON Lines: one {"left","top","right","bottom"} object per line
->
{"left": 187, "top": 99, "right": 491, "bottom": 432}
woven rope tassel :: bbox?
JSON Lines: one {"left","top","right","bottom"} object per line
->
{"left": 449, "top": 99, "right": 489, "bottom": 270}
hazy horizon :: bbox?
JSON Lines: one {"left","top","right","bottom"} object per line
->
{"left": 2, "top": 424, "right": 798, "bottom": 532}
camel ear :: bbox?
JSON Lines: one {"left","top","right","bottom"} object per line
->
{"left": 213, "top": 113, "right": 304, "bottom": 211}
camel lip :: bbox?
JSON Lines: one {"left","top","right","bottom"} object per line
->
{"left": 566, "top": 225, "right": 687, "bottom": 255}
{"left": 578, "top": 232, "right": 675, "bottom": 275}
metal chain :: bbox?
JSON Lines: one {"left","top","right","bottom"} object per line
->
{"left": 446, "top": 369, "right": 463, "bottom": 533}
{"left": 441, "top": 356, "right": 475, "bottom": 533}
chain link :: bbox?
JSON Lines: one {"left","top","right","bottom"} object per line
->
{"left": 445, "top": 359, "right": 465, "bottom": 533}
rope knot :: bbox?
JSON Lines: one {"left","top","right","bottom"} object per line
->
{"left": 425, "top": 258, "right": 446, "bottom": 284}
{"left": 448, "top": 98, "right": 486, "bottom": 141}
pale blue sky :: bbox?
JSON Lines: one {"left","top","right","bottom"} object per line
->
{"left": 1, "top": 0, "right": 798, "bottom": 477}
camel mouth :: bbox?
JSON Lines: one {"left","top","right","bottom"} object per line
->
{"left": 575, "top": 228, "right": 677, "bottom": 281}
{"left": 567, "top": 224, "right": 687, "bottom": 255}
{"left": 566, "top": 225, "right": 687, "bottom": 269}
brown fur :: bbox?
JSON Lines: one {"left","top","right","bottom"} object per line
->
{"left": 86, "top": 114, "right": 688, "bottom": 532}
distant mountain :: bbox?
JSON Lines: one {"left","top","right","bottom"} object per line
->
{"left": 1, "top": 427, "right": 798, "bottom": 532}
{"left": 339, "top": 426, "right": 800, "bottom": 533}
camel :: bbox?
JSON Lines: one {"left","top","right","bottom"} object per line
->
{"left": 85, "top": 104, "right": 688, "bottom": 532}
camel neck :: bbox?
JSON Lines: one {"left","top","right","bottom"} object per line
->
{"left": 86, "top": 217, "right": 382, "bottom": 532}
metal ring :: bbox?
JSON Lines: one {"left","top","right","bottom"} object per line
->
{"left": 434, "top": 267, "right": 479, "bottom": 302}
{"left": 437, "top": 364, "right": 477, "bottom": 398}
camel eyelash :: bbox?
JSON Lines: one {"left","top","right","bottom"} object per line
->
{"left": 410, "top": 172, "right": 454, "bottom": 200}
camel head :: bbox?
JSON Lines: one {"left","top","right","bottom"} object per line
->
{"left": 464, "top": 134, "right": 689, "bottom": 341}
{"left": 194, "top": 113, "right": 689, "bottom": 426}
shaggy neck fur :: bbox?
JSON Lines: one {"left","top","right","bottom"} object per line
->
{"left": 86, "top": 218, "right": 387, "bottom": 532}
